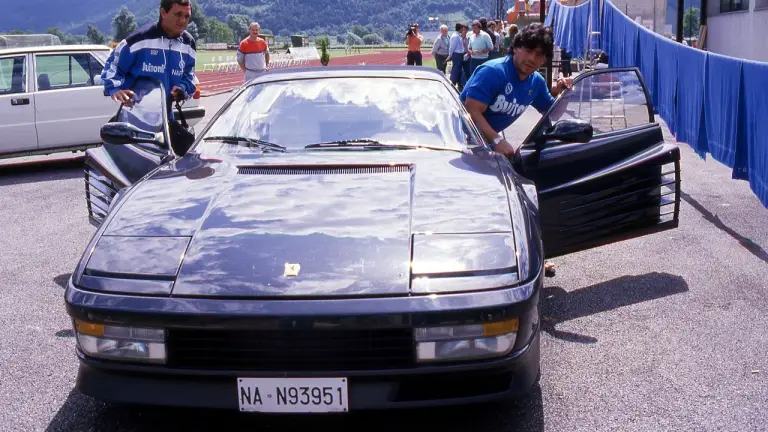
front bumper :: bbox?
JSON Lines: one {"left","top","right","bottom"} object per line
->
{"left": 75, "top": 330, "right": 540, "bottom": 410}
{"left": 66, "top": 271, "right": 543, "bottom": 410}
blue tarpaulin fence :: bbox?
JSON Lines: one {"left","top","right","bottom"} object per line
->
{"left": 546, "top": 0, "right": 768, "bottom": 208}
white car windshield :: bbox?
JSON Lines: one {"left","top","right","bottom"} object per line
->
{"left": 202, "top": 77, "right": 478, "bottom": 151}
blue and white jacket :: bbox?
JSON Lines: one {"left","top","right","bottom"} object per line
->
{"left": 101, "top": 21, "right": 197, "bottom": 102}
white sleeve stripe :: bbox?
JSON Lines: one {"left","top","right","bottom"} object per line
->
{"left": 129, "top": 38, "right": 196, "bottom": 59}
{"left": 103, "top": 39, "right": 127, "bottom": 82}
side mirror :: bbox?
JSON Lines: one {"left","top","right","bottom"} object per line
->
{"left": 537, "top": 119, "right": 593, "bottom": 145}
{"left": 100, "top": 122, "right": 164, "bottom": 147}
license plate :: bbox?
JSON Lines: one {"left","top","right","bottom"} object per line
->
{"left": 237, "top": 377, "right": 349, "bottom": 413}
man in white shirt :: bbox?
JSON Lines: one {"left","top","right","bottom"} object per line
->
{"left": 468, "top": 19, "right": 494, "bottom": 75}
{"left": 431, "top": 24, "right": 451, "bottom": 74}
{"left": 448, "top": 23, "right": 470, "bottom": 90}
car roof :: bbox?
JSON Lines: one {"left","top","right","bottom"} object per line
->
{"left": 0, "top": 44, "right": 112, "bottom": 56}
{"left": 244, "top": 65, "right": 449, "bottom": 86}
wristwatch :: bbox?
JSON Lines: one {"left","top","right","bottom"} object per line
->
{"left": 492, "top": 136, "right": 504, "bottom": 149}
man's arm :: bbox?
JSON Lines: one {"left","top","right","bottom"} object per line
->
{"left": 264, "top": 40, "right": 270, "bottom": 68}
{"left": 101, "top": 40, "right": 135, "bottom": 101}
{"left": 461, "top": 64, "right": 515, "bottom": 155}
{"left": 465, "top": 97, "right": 497, "bottom": 142}
{"left": 549, "top": 77, "right": 573, "bottom": 97}
{"left": 236, "top": 43, "right": 246, "bottom": 72}
{"left": 465, "top": 97, "right": 515, "bottom": 155}
{"left": 178, "top": 40, "right": 197, "bottom": 100}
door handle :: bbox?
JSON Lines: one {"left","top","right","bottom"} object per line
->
{"left": 11, "top": 97, "right": 30, "bottom": 106}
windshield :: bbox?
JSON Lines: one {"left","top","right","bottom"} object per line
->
{"left": 201, "top": 77, "right": 478, "bottom": 151}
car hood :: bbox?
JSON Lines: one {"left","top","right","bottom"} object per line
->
{"left": 99, "top": 149, "right": 514, "bottom": 298}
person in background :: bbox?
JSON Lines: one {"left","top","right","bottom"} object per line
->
{"left": 505, "top": 24, "right": 519, "bottom": 53}
{"left": 431, "top": 24, "right": 451, "bottom": 74}
{"left": 488, "top": 21, "right": 501, "bottom": 59}
{"left": 448, "top": 23, "right": 470, "bottom": 90}
{"left": 102, "top": 0, "right": 196, "bottom": 112}
{"left": 479, "top": 18, "right": 497, "bottom": 54}
{"left": 236, "top": 22, "right": 270, "bottom": 83}
{"left": 405, "top": 23, "right": 423, "bottom": 66}
{"left": 467, "top": 19, "right": 493, "bottom": 75}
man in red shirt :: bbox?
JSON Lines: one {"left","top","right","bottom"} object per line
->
{"left": 236, "top": 22, "right": 270, "bottom": 82}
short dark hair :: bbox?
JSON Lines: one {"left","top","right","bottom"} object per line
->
{"left": 455, "top": 23, "right": 463, "bottom": 32}
{"left": 161, "top": 0, "right": 190, "bottom": 12}
{"left": 510, "top": 22, "right": 554, "bottom": 59}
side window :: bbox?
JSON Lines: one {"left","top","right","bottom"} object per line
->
{"left": 0, "top": 56, "right": 27, "bottom": 95}
{"left": 88, "top": 54, "right": 105, "bottom": 85}
{"left": 548, "top": 70, "right": 651, "bottom": 135}
{"left": 35, "top": 53, "right": 97, "bottom": 91}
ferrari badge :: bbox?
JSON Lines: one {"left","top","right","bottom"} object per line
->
{"left": 284, "top": 263, "right": 301, "bottom": 277}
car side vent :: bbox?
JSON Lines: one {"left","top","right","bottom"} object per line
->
{"left": 237, "top": 165, "right": 411, "bottom": 175}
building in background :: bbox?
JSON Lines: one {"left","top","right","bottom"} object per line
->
{"left": 705, "top": 0, "right": 768, "bottom": 61}
{"left": 609, "top": 0, "right": 668, "bottom": 33}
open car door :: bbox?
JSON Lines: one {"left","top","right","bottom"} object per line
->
{"left": 84, "top": 77, "right": 175, "bottom": 226}
{"left": 512, "top": 67, "right": 681, "bottom": 259}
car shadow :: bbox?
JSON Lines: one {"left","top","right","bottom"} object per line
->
{"left": 540, "top": 272, "right": 689, "bottom": 344}
{"left": 53, "top": 273, "right": 71, "bottom": 289}
{"left": 0, "top": 155, "right": 85, "bottom": 186}
{"left": 46, "top": 385, "right": 544, "bottom": 432}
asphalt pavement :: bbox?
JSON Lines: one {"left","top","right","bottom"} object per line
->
{"left": 0, "top": 91, "right": 765, "bottom": 432}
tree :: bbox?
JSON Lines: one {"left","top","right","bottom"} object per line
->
{"left": 189, "top": 0, "right": 209, "bottom": 40}
{"left": 362, "top": 34, "right": 384, "bottom": 45}
{"left": 346, "top": 32, "right": 364, "bottom": 46}
{"left": 683, "top": 7, "right": 700, "bottom": 39}
{"left": 279, "top": 28, "right": 291, "bottom": 37}
{"left": 336, "top": 34, "right": 346, "bottom": 44}
{"left": 65, "top": 34, "right": 87, "bottom": 45}
{"left": 315, "top": 35, "right": 330, "bottom": 47}
{"left": 86, "top": 24, "right": 107, "bottom": 44}
{"left": 226, "top": 14, "right": 251, "bottom": 43}
{"left": 379, "top": 25, "right": 396, "bottom": 42}
{"left": 113, "top": 7, "right": 137, "bottom": 42}
{"left": 206, "top": 18, "right": 234, "bottom": 44}
{"left": 187, "top": 22, "right": 200, "bottom": 40}
{"left": 45, "top": 27, "right": 66, "bottom": 43}
{"left": 349, "top": 25, "right": 370, "bottom": 39}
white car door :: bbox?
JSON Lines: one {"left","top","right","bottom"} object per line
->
{"left": 33, "top": 51, "right": 113, "bottom": 149}
{"left": 0, "top": 53, "right": 38, "bottom": 155}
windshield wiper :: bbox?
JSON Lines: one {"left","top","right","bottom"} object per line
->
{"left": 203, "top": 136, "right": 287, "bottom": 152}
{"left": 304, "top": 139, "right": 413, "bottom": 149}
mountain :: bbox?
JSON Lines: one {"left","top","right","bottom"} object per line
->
{"left": 0, "top": 0, "right": 489, "bottom": 39}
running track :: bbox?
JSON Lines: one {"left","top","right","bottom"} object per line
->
{"left": 197, "top": 50, "right": 434, "bottom": 96}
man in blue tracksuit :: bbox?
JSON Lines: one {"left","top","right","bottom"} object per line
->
{"left": 101, "top": 0, "right": 197, "bottom": 117}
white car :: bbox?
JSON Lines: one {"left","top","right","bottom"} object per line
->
{"left": 0, "top": 44, "right": 205, "bottom": 159}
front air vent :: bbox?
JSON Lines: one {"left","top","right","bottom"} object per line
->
{"left": 237, "top": 164, "right": 411, "bottom": 175}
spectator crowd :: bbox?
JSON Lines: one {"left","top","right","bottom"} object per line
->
{"left": 404, "top": 18, "right": 520, "bottom": 91}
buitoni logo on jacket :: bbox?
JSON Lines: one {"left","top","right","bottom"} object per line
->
{"left": 102, "top": 21, "right": 197, "bottom": 102}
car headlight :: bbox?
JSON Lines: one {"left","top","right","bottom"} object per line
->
{"left": 74, "top": 319, "right": 166, "bottom": 364}
{"left": 415, "top": 318, "right": 518, "bottom": 363}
